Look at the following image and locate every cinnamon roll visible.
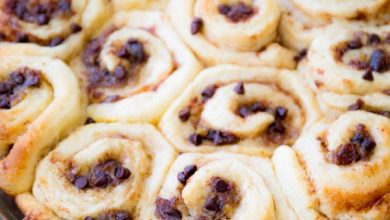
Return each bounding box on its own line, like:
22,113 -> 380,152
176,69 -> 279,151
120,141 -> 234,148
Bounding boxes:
0,56 -> 84,195
71,11 -> 203,123
155,152 -> 297,220
273,111 -> 390,219
15,123 -> 177,220
299,24 -> 390,117
111,0 -> 169,11
167,0 -> 297,68
278,0 -> 390,51
159,65 -> 321,156
0,0 -> 108,60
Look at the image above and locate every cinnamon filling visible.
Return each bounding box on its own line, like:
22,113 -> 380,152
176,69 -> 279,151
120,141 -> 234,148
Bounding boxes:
348,99 -> 390,118
328,124 -> 376,165
84,210 -> 132,220
0,68 -> 41,109
218,2 -> 256,23
0,0 -> 79,46
82,29 -> 148,103
67,159 -> 131,190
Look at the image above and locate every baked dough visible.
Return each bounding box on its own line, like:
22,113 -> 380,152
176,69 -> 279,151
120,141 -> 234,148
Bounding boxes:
167,0 -> 296,68
0,56 -> 84,195
155,152 -> 297,219
16,123 -> 177,220
273,111 -> 390,219
160,65 -> 321,156
71,11 -> 203,123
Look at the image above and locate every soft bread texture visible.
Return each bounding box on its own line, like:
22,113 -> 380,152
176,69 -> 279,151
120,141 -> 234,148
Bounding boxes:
273,111 -> 390,219
71,11 -> 203,123
16,123 -> 177,220
0,56 -> 84,195
160,65 -> 321,156
0,0 -> 107,60
167,0 -> 296,68
156,152 -> 297,220
299,23 -> 390,117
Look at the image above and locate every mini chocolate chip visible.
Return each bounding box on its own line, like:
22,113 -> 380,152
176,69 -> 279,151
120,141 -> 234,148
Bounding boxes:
36,13 -> 49,25
213,178 -> 229,193
267,121 -> 285,135
70,23 -> 83,33
191,18 -> 203,35
348,38 -> 363,49
178,107 -> 191,122
58,0 -> 71,12
0,95 -> 11,109
370,49 -> 389,72
15,33 -> 28,43
115,167 -> 131,180
155,198 -> 182,220
10,72 -> 25,85
94,174 -> 109,188
75,176 -> 89,189
348,99 -> 364,111
332,143 -> 361,165
367,34 -> 381,45
361,137 -> 376,153
177,164 -> 197,184
201,85 -> 217,101
126,40 -> 146,63
114,65 -> 127,80
115,211 -> 131,220
294,49 -> 307,62
204,196 -> 221,212
117,48 -> 129,58
234,82 -> 245,95
349,59 -> 369,70
224,2 -> 255,22
362,70 -> 374,81
84,217 -> 94,220
238,105 -> 251,118
251,102 -> 267,112
24,73 -> 40,87
189,133 -> 203,146
218,4 -> 231,15
206,130 -> 239,146
85,117 -> 96,124
275,107 -> 288,120
49,37 -> 64,47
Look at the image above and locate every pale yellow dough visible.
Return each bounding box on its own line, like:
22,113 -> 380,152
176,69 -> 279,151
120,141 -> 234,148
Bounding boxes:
0,56 -> 84,195
16,123 -> 177,220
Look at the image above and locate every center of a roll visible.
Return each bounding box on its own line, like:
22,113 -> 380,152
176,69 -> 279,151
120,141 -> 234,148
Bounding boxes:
67,159 -> 131,190
328,124 -> 376,165
218,1 -> 256,23
0,68 -> 41,109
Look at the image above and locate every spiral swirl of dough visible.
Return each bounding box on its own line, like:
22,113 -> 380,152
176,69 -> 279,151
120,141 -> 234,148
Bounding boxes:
155,152 -> 297,220
16,123 -> 177,220
299,24 -> 390,116
160,65 -> 321,156
167,0 -> 296,68
0,0 -> 107,60
0,56 -> 84,195
71,11 -> 203,123
273,111 -> 390,219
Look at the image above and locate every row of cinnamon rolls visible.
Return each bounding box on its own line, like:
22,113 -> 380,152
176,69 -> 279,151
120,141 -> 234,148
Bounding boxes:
0,0 -> 387,219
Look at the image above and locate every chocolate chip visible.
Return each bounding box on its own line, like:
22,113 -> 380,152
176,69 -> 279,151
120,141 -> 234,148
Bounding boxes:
178,106 -> 191,122
201,85 -> 217,101
115,211 -> 131,220
251,102 -> 267,112
234,82 -> 245,95
349,59 -> 369,70
85,117 -> 96,124
206,130 -> 239,146
213,178 -> 229,193
0,95 -> 11,109
362,70 -> 374,81
218,4 -> 231,15
115,167 -> 131,180
238,105 -> 251,118
24,73 -> 41,87
267,121 -> 285,135
114,65 -> 127,80
191,18 -> 203,35
348,99 -> 364,111
275,107 -> 288,120
370,49 -> 389,72
10,72 -> 25,85
294,49 -> 308,62
36,13 -> 49,25
84,217 -> 94,220
189,133 -> 203,146
125,40 -> 147,64
360,138 -> 376,154
177,164 -> 197,184
222,2 -> 255,22
93,174 -> 109,188
70,23 -> 83,33
332,143 -> 361,165
155,198 -> 182,220
204,196 -> 221,212
117,48 -> 129,58
75,176 -> 89,189
15,32 -> 28,43
348,38 -> 363,49
49,37 -> 64,47
367,34 -> 381,45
